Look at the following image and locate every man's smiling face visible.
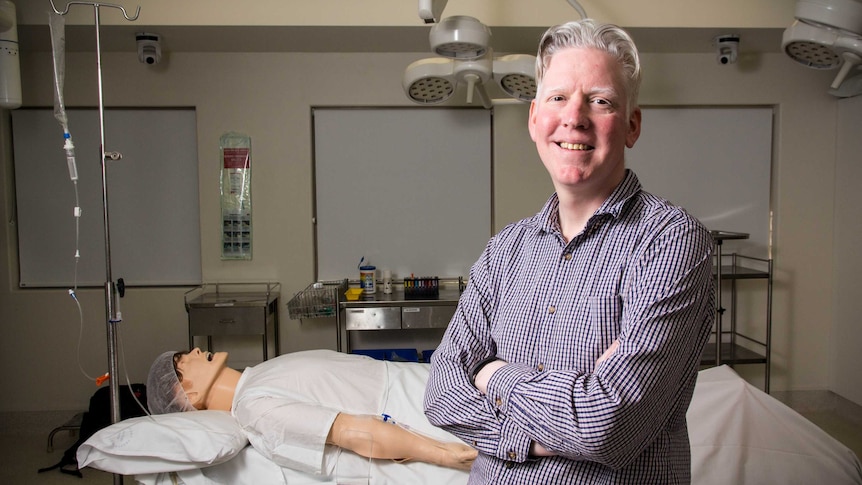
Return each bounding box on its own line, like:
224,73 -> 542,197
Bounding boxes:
528,46 -> 641,197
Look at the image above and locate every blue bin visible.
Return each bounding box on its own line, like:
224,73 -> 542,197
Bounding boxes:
352,348 -> 419,362
351,349 -> 387,361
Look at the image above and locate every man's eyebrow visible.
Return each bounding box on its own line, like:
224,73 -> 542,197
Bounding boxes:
540,84 -> 620,97
587,86 -> 620,98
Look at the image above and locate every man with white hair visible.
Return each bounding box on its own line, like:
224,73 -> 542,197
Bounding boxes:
425,19 -> 714,484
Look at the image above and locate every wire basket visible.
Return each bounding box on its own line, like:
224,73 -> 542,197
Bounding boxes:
287,280 -> 346,319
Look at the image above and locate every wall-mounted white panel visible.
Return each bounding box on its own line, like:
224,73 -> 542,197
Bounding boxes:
12,108 -> 201,287
313,108 -> 491,282
629,107 -> 773,256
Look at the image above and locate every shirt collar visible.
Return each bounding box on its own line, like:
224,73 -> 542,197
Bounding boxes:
536,169 -> 642,234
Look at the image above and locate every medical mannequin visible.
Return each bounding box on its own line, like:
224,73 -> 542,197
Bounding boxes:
158,348 -> 476,471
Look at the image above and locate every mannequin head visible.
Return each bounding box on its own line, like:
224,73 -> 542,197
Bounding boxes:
174,348 -> 229,409
146,348 -> 237,414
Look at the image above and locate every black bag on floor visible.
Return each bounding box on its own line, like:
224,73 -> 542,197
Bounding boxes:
38,384 -> 148,478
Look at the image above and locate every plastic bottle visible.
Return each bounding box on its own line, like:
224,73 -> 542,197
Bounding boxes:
382,269 -> 393,294
360,264 -> 376,295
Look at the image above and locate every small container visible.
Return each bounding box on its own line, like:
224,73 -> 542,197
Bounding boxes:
359,265 -> 376,294
382,269 -> 393,294
344,288 -> 364,301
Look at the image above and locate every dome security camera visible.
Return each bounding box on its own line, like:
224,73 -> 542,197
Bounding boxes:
715,34 -> 740,65
136,32 -> 161,65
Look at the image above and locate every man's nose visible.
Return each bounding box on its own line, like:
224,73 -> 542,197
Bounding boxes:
563,100 -> 589,129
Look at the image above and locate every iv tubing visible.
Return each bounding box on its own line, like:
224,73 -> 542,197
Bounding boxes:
50,11 -> 82,289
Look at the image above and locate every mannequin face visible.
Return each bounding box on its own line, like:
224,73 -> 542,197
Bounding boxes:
175,348 -> 229,409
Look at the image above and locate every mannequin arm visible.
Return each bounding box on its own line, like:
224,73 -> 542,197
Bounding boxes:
326,413 -> 476,470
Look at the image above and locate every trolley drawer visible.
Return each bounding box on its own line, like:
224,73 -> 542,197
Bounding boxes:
345,307 -> 401,330
189,306 -> 266,336
401,305 -> 456,329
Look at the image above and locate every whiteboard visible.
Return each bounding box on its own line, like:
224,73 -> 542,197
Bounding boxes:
313,108 -> 492,281
629,107 -> 773,257
12,108 -> 201,287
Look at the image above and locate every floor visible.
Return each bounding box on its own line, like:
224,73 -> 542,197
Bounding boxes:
0,411 -> 114,484
1,397 -> 861,485
772,388 -> 862,463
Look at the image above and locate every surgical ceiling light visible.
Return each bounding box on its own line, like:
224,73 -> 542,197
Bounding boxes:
403,15 -> 534,108
782,0 -> 862,97
429,15 -> 491,59
494,54 -> 539,101
406,0 -> 587,108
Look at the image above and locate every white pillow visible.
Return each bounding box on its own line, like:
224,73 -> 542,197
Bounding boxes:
77,410 -> 248,475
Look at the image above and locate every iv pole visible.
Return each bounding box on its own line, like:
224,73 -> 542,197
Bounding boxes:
48,2 -> 139,484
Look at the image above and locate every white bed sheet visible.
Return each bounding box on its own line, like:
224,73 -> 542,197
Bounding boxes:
689,365 -> 862,484
116,365 -> 862,485
136,447 -> 469,485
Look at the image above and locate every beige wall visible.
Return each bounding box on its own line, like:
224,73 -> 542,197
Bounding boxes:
1,29 -> 854,411
19,0 -> 795,28
833,95 -> 862,405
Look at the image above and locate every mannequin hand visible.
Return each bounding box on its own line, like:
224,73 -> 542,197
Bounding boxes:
474,359 -> 507,394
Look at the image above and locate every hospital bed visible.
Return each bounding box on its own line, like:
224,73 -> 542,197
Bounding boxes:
78,364 -> 862,485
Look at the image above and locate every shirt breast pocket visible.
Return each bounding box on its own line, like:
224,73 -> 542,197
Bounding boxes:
588,295 -> 622,355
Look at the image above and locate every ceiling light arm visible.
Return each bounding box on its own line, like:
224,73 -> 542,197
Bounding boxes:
830,69 -> 862,96
832,51 -> 862,88
418,0 -> 448,24
462,74 -> 493,108
463,73 -> 479,104
566,0 -> 588,19
419,0 -> 587,23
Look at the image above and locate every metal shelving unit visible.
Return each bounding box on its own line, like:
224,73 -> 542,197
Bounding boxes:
706,231 -> 773,392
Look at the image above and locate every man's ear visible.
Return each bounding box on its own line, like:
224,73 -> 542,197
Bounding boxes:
625,107 -> 642,149
528,99 -> 539,142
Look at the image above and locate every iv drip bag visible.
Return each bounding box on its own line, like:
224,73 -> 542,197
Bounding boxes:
49,10 -> 68,131
0,0 -> 21,110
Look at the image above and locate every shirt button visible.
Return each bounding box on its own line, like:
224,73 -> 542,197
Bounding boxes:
564,253 -> 572,261
495,397 -> 503,407
548,306 -> 556,314
505,461 -> 514,469
508,451 -> 517,460
537,363 -> 545,372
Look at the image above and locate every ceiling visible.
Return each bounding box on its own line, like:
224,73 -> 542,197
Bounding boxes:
18,24 -> 785,55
